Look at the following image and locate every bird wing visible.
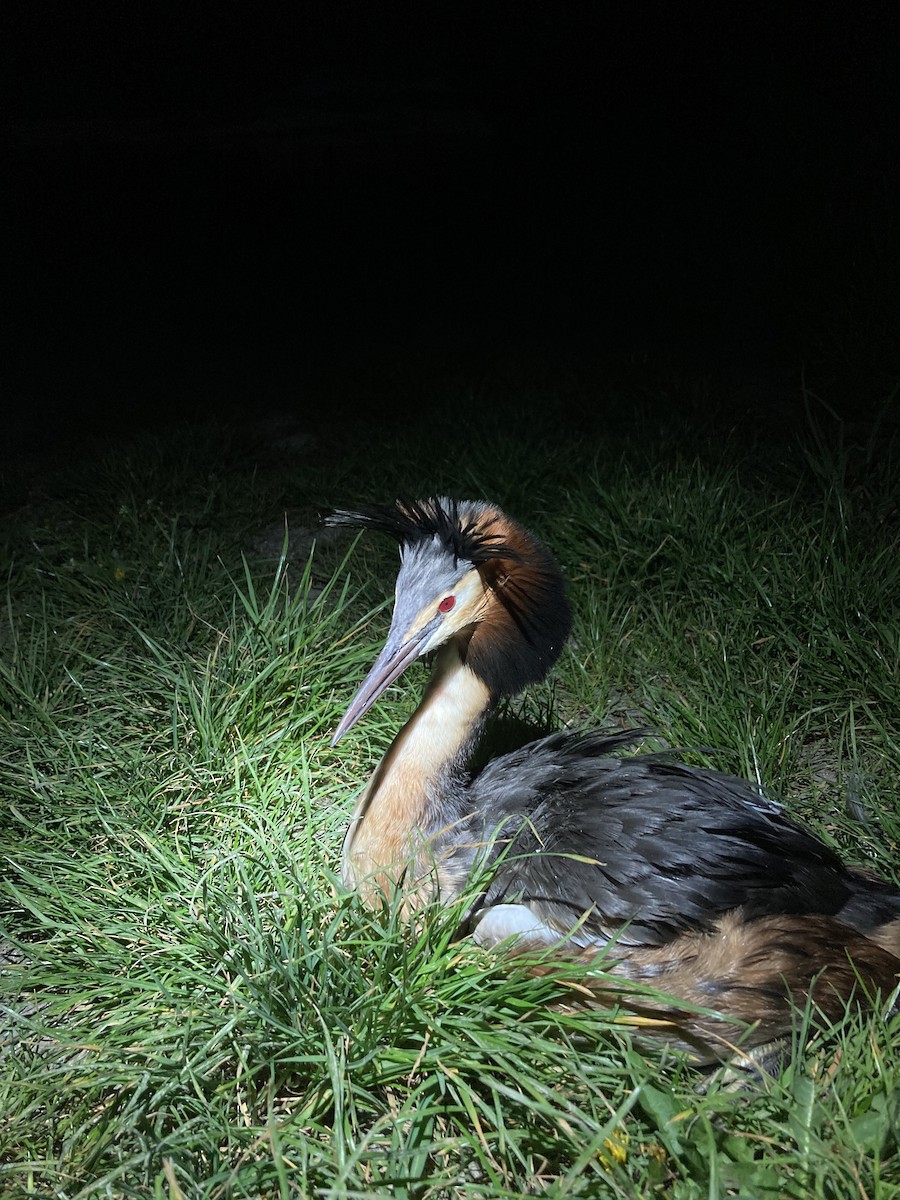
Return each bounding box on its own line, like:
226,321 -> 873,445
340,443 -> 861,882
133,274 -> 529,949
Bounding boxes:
466,730 -> 857,947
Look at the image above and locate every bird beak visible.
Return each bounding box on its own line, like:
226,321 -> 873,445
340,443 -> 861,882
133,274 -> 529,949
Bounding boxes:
331,620 -> 434,746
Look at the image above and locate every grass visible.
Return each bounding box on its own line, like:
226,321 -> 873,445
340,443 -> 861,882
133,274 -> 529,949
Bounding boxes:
1,380 -> 899,1197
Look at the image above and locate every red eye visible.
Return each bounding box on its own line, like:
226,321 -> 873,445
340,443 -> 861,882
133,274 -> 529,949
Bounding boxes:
438,595 -> 456,613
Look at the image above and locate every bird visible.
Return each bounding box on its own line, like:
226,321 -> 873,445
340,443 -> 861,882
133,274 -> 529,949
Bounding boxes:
326,496 -> 900,1067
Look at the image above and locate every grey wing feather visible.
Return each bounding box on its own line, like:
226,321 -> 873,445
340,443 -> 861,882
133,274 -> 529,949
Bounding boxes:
465,730 -> 864,946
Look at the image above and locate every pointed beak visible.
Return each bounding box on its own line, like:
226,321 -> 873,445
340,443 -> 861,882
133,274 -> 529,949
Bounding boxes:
331,619 -> 436,746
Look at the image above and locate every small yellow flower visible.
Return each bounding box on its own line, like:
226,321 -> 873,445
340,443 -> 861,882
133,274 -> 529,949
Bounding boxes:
599,1127 -> 629,1168
113,566 -> 127,582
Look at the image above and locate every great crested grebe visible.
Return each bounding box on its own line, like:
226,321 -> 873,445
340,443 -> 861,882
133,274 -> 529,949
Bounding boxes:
327,497 -> 900,1064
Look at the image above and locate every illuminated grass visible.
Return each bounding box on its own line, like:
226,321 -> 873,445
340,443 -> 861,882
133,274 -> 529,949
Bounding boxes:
1,391 -> 898,1197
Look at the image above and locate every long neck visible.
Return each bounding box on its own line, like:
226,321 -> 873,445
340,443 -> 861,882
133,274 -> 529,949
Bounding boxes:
341,640 -> 493,903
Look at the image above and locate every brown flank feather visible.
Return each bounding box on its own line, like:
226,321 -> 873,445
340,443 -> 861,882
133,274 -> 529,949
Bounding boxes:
513,911 -> 899,1061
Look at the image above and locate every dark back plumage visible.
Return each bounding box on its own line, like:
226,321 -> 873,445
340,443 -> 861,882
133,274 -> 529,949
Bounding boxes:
464,729 -> 899,947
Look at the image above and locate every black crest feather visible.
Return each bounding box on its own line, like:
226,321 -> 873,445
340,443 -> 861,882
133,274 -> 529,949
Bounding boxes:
326,497 -> 519,567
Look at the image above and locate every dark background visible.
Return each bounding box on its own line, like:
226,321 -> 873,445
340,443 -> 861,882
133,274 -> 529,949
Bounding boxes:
4,2 -> 900,450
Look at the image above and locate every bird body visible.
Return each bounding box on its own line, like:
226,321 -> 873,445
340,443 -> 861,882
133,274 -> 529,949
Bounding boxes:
328,497 -> 900,1063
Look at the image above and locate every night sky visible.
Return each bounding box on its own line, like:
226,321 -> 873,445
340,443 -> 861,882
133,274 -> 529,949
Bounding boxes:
5,3 -> 900,445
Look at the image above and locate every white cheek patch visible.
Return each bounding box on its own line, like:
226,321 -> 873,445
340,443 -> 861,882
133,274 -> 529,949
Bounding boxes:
418,569 -> 486,653
448,570 -> 490,629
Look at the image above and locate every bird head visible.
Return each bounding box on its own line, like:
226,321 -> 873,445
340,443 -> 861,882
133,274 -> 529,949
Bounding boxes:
327,498 -> 571,744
